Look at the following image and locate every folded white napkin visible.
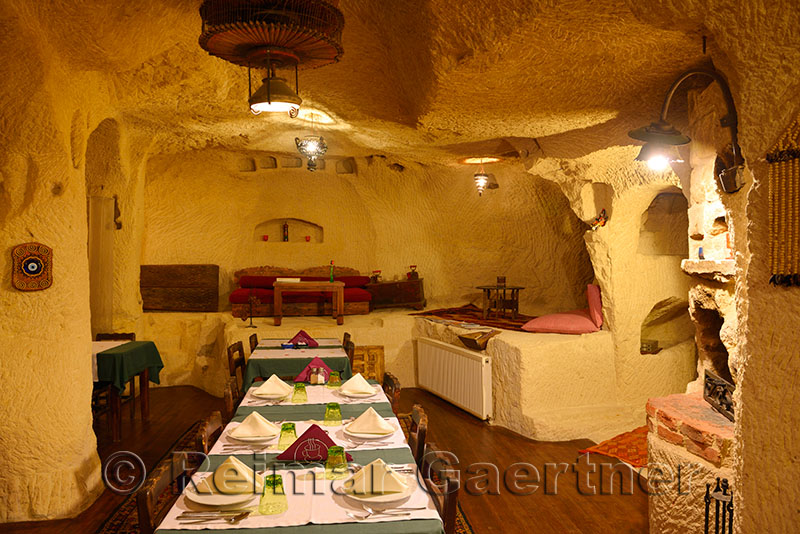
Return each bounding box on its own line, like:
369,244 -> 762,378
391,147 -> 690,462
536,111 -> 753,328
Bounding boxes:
196,456 -> 264,495
254,374 -> 293,397
346,458 -> 408,494
230,412 -> 280,439
346,407 -> 394,434
339,373 -> 375,395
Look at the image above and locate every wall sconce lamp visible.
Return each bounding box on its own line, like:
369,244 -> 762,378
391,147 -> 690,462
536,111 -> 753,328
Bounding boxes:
628,68 -> 745,193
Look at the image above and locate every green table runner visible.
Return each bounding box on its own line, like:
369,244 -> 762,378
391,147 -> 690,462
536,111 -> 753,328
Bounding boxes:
96,341 -> 163,393
242,357 -> 352,392
202,447 -> 415,471
233,402 -> 395,422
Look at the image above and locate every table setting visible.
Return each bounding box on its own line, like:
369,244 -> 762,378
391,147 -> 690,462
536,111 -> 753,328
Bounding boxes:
155,342 -> 444,534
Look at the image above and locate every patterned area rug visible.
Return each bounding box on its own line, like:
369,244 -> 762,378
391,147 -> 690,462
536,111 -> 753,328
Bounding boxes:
579,426 -> 649,468
96,421 -> 202,534
411,303 -> 534,332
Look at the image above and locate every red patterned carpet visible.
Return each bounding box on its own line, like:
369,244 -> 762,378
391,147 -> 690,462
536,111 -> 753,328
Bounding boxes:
579,426 -> 649,468
411,303 -> 534,332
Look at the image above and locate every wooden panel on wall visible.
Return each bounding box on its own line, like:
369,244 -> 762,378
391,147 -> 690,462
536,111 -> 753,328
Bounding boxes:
141,264 -> 218,312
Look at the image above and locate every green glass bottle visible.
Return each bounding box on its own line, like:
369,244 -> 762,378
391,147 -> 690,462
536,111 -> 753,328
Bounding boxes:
329,260 -> 334,282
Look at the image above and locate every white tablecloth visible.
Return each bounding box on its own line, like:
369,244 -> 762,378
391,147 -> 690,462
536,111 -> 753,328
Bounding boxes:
91,341 -> 127,381
249,347 -> 348,360
256,338 -> 342,349
157,466 -> 440,531
240,385 -> 388,407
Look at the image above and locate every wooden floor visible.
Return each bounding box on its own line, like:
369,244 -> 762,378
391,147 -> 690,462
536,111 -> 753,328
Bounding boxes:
6,386 -> 648,533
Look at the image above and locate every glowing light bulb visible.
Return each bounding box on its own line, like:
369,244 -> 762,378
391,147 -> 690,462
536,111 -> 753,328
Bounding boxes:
474,173 -> 489,196
647,155 -> 670,172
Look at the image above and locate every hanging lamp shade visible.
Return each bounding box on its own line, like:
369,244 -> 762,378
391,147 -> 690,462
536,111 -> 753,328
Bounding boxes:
249,76 -> 302,113
628,120 -> 691,146
199,0 -> 344,71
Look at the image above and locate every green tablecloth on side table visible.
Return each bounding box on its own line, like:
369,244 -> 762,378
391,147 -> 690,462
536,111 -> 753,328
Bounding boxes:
242,356 -> 352,392
96,341 -> 164,392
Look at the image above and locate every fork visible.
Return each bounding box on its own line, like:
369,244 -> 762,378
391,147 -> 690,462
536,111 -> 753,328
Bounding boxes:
177,511 -> 251,524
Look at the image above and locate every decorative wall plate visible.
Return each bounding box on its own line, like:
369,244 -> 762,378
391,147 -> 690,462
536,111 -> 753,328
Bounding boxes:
11,242 -> 52,291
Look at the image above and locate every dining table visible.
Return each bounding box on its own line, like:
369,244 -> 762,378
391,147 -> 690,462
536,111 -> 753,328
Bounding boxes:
241,338 -> 353,392
155,379 -> 444,534
92,340 -> 164,442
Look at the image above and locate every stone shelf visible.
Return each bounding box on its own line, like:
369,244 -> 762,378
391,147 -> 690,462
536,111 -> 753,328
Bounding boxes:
681,259 -> 736,283
647,392 -> 734,467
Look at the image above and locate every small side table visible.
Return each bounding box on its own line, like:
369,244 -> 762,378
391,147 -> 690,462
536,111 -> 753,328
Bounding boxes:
477,285 -> 525,319
274,281 -> 345,326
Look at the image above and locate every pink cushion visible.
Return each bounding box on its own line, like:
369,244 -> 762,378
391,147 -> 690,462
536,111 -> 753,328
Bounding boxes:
587,284 -> 603,327
229,288 -> 273,304
521,309 -> 600,334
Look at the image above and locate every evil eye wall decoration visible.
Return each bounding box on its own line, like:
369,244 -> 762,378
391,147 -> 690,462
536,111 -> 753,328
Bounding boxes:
11,242 -> 53,291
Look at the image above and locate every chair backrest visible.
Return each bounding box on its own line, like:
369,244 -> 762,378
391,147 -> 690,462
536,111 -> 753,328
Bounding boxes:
96,332 -> 136,341
196,411 -> 224,454
227,341 -> 246,400
408,404 -> 428,467
249,333 -> 258,353
136,458 -> 187,534
382,372 -> 402,413
342,332 -> 351,347
351,345 -> 385,380
344,340 -> 355,364
223,377 -> 237,421
421,443 -> 460,534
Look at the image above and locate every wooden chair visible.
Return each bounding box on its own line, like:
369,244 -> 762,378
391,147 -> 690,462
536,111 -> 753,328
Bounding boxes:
398,403 -> 428,467
249,333 -> 258,353
421,443 -> 460,534
222,377 -> 237,422
342,332 -> 351,347
351,345 -> 385,380
344,340 -> 355,365
195,410 -> 224,454
227,341 -> 246,402
93,332 -> 137,424
382,372 -> 402,414
137,457 -> 192,534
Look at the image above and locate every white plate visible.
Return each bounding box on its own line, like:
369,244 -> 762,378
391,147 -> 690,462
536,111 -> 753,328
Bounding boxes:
343,422 -> 395,440
337,387 -> 379,398
333,475 -> 414,505
252,391 -> 291,400
184,477 -> 259,507
227,433 -> 278,443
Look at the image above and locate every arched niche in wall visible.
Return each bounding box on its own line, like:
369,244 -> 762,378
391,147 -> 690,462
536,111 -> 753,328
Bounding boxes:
638,189 -> 689,256
254,218 -> 324,243
640,297 -> 694,354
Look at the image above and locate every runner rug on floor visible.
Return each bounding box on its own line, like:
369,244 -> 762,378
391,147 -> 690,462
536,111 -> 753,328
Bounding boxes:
579,425 -> 648,468
411,303 -> 534,332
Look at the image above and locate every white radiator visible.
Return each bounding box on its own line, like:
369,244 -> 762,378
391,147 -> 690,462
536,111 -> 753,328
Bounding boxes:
416,337 -> 492,420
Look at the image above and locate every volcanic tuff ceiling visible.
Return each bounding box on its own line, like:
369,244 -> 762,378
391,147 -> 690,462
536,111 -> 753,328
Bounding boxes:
33,0 -> 707,164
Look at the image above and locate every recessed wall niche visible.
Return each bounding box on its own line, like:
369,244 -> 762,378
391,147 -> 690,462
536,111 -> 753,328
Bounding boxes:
640,297 -> 694,354
254,218 -> 324,243
638,191 -> 689,256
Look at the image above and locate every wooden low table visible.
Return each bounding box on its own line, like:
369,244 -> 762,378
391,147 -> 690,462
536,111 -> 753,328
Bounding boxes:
273,280 -> 345,326
477,284 -> 525,319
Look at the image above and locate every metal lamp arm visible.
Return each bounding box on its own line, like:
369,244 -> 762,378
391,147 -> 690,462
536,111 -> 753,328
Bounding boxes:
659,68 -> 742,164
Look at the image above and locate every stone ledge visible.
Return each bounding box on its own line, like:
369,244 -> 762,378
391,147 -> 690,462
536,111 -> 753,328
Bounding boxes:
646,392 -> 734,467
681,259 -> 736,283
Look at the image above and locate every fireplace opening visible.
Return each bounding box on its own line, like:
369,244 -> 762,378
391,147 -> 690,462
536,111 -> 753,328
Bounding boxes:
640,297 -> 694,354
692,305 -> 732,384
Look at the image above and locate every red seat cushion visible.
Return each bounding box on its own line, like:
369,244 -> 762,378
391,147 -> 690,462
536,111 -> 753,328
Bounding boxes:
521,309 -> 600,334
343,288 -> 372,302
336,276 -> 371,288
229,288 -> 274,304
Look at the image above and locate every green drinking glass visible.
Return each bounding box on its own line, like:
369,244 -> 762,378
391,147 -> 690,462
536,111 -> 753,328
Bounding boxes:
258,475 -> 288,515
325,446 -> 348,480
291,382 -> 307,403
326,371 -> 341,388
277,422 -> 297,451
323,402 -> 342,426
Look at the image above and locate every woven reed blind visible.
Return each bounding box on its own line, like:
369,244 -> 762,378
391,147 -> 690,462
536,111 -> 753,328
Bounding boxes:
767,117 -> 800,286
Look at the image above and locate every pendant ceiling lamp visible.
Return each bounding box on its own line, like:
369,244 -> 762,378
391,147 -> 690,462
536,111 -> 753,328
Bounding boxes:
628,67 -> 745,192
199,0 -> 345,116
